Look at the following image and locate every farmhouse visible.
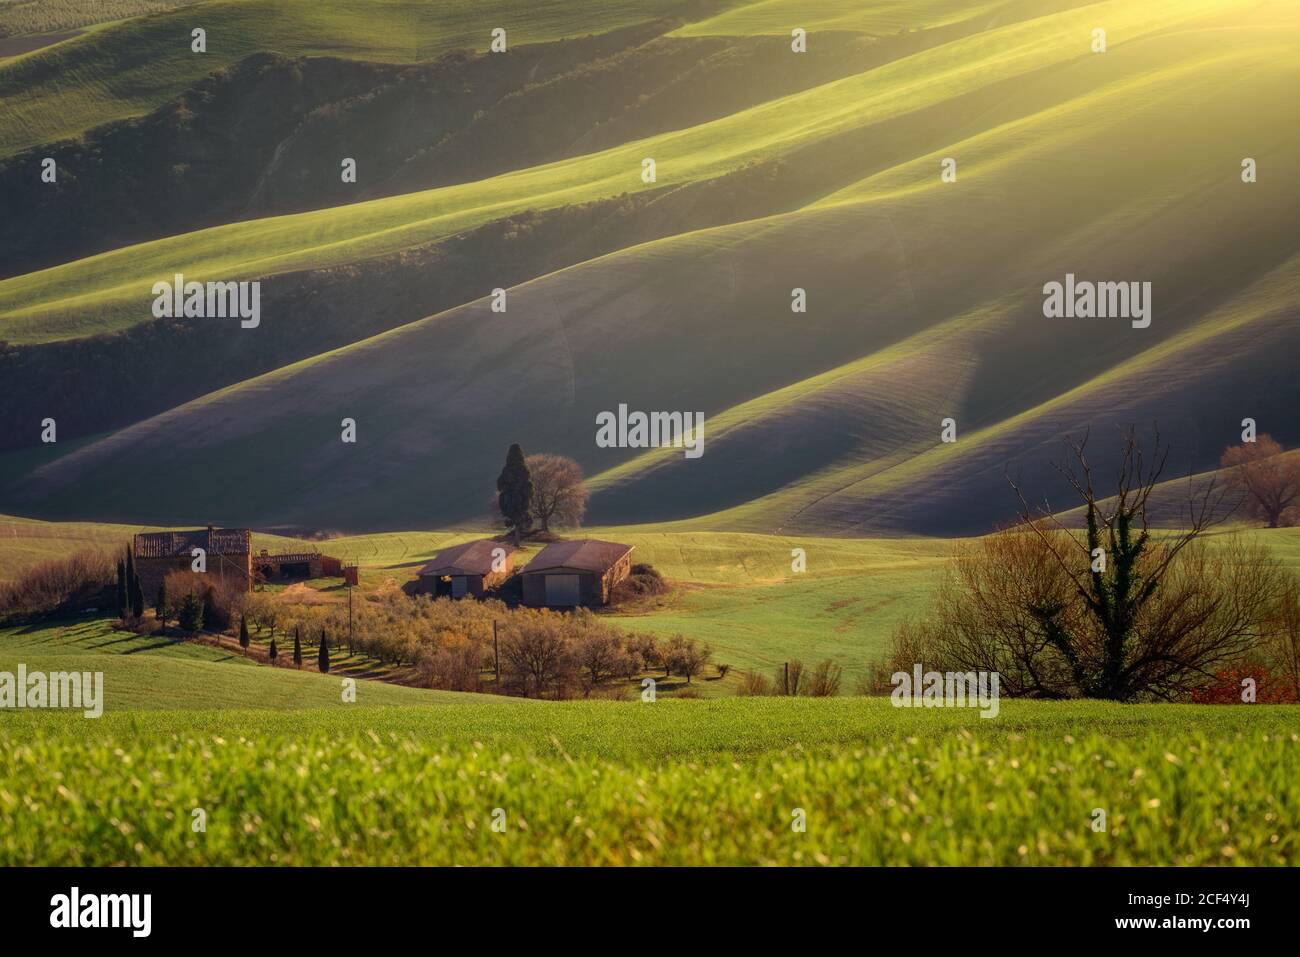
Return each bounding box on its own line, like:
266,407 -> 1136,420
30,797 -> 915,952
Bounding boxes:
520,539 -> 633,608
133,526 -> 253,596
416,539 -> 516,598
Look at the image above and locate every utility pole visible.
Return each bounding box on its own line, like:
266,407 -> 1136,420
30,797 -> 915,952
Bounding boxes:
348,581 -> 354,655
784,661 -> 790,696
493,619 -> 500,686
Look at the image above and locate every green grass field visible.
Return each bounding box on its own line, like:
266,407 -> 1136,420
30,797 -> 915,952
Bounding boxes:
0,2 -> 206,40
8,518 -> 1300,687
5,525 -> 1300,864
0,518 -> 956,682
0,617 -> 523,710
4,697 -> 1297,865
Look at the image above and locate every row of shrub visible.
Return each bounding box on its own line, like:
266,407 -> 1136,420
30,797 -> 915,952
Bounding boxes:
239,587 -> 715,698
735,658 -> 844,697
0,550 -> 115,622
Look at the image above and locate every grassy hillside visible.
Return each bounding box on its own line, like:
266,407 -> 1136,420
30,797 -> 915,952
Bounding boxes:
0,518 -> 954,681
5,537 -> 1298,865
0,0 -> 692,157
8,518 -> 1300,686
1,0 -> 1294,540
4,0 -> 1298,872
0,0 -> 1241,342
0,617 -> 517,709
0,2 -> 205,40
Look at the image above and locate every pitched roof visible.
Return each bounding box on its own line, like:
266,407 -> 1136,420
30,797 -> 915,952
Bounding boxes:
134,527 -> 250,558
418,539 -> 515,577
522,539 -> 633,575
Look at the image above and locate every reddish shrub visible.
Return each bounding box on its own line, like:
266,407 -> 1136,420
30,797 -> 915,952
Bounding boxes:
1190,659 -> 1299,704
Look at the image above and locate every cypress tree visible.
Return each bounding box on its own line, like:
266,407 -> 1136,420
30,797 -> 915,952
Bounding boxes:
239,616 -> 250,655
268,637 -> 278,665
129,568 -> 145,620
293,628 -> 303,669
156,580 -> 169,632
318,630 -> 330,674
496,443 -> 534,545
116,557 -> 128,619
125,550 -> 139,616
178,591 -> 204,633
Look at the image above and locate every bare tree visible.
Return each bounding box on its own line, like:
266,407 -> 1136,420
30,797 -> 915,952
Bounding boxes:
736,670 -> 774,696
525,454 -> 589,531
1003,427 -> 1236,698
880,427 -> 1285,701
416,638 -> 484,692
499,617 -> 573,698
1220,435 -> 1300,528
573,627 -> 622,692
806,659 -> 843,697
774,659 -> 806,696
624,633 -> 661,674
665,635 -> 711,683
1265,574 -> 1300,700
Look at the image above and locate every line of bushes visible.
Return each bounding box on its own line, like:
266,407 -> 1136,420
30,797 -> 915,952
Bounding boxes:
237,587 -> 716,698
0,550 -> 115,622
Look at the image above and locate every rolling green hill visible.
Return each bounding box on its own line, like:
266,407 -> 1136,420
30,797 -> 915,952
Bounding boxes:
0,0 -> 693,158
1,0 -> 1174,342
0,616 -> 526,709
1,0 -> 1295,539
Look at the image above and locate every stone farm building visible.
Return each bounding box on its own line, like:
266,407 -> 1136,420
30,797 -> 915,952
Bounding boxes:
520,539 -> 633,608
416,539 -> 516,598
133,526 -> 254,596
133,526 -> 339,594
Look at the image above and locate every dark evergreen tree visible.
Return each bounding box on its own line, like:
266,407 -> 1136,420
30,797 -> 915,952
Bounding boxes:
268,637 -> 278,664
125,549 -> 140,617
318,631 -> 330,674
177,591 -> 204,632
116,557 -> 128,619
496,443 -> 534,545
239,616 -> 250,655
129,568 -> 145,620
293,628 -> 303,669
155,580 -> 169,632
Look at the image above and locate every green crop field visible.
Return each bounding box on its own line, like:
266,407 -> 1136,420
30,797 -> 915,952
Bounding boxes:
5,527 -> 1300,865
0,2 -> 207,41
4,696 -> 1297,865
